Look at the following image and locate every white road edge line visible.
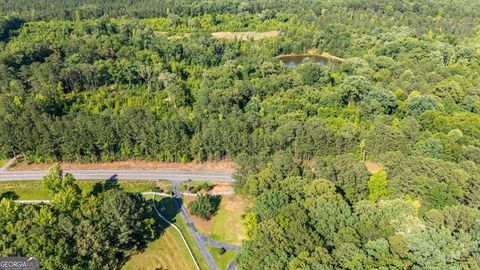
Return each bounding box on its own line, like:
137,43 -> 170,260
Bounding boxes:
151,193 -> 200,270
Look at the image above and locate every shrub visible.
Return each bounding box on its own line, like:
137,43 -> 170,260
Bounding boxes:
189,194 -> 221,220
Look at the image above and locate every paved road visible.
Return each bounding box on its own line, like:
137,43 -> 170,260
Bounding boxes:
227,261 -> 237,270
199,235 -> 241,251
0,169 -> 233,182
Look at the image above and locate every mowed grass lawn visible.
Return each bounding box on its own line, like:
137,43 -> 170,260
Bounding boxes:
0,181 -> 49,200
185,195 -> 248,245
210,195 -> 248,245
122,226 -> 195,270
207,246 -> 238,270
0,180 -> 166,200
124,196 -> 209,270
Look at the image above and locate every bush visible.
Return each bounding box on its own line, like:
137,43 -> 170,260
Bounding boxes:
189,194 -> 221,220
199,182 -> 214,191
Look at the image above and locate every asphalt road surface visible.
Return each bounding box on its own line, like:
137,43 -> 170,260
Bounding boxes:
0,169 -> 234,182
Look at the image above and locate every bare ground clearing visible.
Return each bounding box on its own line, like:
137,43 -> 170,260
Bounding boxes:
306,49 -> 347,62
210,183 -> 233,193
10,160 -> 234,172
364,160 -> 384,173
155,31 -> 279,40
211,31 -> 279,40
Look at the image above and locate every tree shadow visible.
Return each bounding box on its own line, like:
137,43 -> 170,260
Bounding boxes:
211,195 -> 222,216
151,196 -> 181,233
0,191 -> 19,200
91,174 -> 121,195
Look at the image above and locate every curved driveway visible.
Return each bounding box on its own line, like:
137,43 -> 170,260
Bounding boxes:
172,183 -> 219,270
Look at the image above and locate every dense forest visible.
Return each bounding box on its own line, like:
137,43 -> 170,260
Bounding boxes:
1,0 -> 480,269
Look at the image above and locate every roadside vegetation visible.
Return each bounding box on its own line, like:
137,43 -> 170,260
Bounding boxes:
8,159 -> 233,171
0,180 -> 169,200
0,158 -> 9,168
180,181 -> 214,194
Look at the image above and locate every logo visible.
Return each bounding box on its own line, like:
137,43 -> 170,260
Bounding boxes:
0,257 -> 39,270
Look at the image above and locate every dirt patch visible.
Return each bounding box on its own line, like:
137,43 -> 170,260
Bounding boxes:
222,195 -> 246,212
156,181 -> 170,191
0,184 -> 17,189
210,183 -> 233,194
212,31 -> 279,40
306,49 -> 346,62
189,213 -> 213,235
155,31 -> 279,41
168,33 -> 192,40
10,160 -> 234,172
183,195 -> 196,204
364,160 -> 384,173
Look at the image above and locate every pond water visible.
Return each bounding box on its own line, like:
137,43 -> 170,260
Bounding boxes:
277,54 -> 329,67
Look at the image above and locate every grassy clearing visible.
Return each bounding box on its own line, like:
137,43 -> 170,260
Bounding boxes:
207,246 -> 238,270
155,196 -> 209,270
0,180 -> 170,200
174,209 -> 210,270
210,196 -> 247,245
120,180 -> 172,193
184,195 -> 247,245
123,196 -> 210,270
0,181 -> 49,200
122,226 -> 195,270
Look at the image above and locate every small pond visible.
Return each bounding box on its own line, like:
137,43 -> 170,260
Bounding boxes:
277,54 -> 329,68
